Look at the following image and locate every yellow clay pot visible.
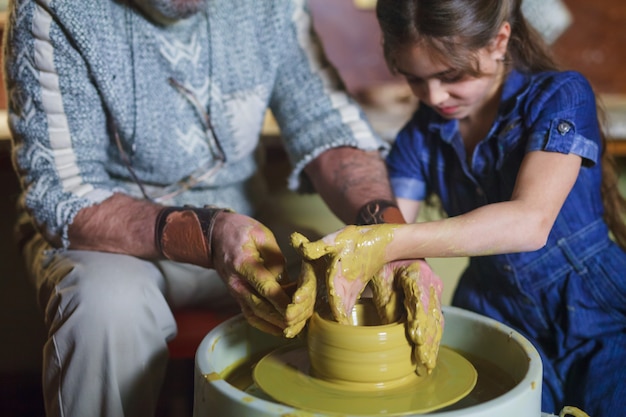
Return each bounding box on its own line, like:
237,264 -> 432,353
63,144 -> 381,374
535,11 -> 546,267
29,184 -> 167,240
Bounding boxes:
307,300 -> 417,388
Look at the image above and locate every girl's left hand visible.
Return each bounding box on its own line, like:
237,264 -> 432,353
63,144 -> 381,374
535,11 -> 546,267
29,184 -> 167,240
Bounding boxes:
289,225 -> 399,323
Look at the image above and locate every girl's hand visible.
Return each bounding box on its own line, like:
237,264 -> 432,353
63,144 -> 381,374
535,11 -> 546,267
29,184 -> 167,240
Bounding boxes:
288,228 -> 444,375
369,259 -> 444,375
289,225 -> 399,323
394,260 -> 444,375
283,254 -> 319,338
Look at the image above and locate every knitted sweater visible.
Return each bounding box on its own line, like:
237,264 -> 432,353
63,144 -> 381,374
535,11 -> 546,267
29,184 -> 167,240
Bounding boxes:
4,0 -> 385,247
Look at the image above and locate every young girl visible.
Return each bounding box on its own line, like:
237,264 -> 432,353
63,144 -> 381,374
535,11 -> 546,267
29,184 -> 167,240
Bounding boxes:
292,0 -> 626,415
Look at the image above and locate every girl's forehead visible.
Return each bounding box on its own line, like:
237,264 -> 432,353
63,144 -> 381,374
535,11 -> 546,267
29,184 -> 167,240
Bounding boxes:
393,39 -> 492,78
394,43 -> 453,76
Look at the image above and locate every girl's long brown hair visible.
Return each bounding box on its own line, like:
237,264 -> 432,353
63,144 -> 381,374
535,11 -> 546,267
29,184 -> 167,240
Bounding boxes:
377,0 -> 626,250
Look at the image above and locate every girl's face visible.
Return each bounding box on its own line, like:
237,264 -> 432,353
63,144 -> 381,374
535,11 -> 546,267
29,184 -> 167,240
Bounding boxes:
393,26 -> 510,122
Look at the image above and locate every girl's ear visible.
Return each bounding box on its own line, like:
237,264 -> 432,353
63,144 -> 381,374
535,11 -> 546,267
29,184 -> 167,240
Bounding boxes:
490,21 -> 511,60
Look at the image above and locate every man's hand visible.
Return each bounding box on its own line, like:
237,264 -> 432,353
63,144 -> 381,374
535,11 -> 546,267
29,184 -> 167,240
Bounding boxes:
210,212 -> 293,336
155,206 -> 294,336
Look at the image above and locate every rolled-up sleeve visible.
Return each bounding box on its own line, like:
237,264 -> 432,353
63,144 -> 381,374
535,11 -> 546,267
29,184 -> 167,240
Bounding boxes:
386,125 -> 429,202
526,72 -> 600,166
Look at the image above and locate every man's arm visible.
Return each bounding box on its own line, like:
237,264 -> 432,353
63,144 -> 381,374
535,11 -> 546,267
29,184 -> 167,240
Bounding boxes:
304,147 -> 405,225
67,192 -> 292,334
67,193 -> 161,258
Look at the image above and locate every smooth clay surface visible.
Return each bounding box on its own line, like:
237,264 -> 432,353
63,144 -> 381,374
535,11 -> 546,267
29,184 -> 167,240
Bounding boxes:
307,303 -> 417,386
253,343 -> 476,415
252,301 -> 477,415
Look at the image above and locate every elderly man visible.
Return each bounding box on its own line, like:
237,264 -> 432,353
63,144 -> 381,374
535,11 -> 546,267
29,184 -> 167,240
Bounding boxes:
3,0 -> 442,416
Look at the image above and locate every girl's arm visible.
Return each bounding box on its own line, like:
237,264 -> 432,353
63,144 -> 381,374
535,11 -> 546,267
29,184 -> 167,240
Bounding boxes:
292,149 -> 582,316
388,150 -> 582,260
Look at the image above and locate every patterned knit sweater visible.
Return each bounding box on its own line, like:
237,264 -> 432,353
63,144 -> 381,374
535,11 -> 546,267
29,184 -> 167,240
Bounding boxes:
4,0 -> 385,247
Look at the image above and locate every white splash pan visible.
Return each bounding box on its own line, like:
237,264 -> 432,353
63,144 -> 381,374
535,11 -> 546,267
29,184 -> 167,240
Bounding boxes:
193,306 -> 544,417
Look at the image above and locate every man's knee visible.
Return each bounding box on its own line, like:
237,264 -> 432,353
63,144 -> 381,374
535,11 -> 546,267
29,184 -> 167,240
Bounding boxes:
44,251 -> 175,340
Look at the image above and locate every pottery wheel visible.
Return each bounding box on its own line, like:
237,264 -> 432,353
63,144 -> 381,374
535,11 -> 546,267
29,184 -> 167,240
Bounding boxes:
253,343 -> 477,416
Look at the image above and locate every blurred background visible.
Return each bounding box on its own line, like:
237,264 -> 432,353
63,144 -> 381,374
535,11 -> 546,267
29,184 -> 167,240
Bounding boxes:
0,0 -> 624,416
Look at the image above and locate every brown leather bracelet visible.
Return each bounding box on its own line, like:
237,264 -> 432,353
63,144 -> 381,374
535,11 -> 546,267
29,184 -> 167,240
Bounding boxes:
355,199 -> 405,225
155,206 -> 231,268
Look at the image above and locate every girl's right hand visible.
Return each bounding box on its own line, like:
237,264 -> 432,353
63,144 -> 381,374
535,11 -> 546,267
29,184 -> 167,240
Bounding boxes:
366,258 -> 444,375
393,260 -> 444,375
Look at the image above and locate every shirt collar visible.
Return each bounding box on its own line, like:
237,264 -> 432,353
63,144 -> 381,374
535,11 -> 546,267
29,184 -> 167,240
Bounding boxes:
499,69 -> 531,119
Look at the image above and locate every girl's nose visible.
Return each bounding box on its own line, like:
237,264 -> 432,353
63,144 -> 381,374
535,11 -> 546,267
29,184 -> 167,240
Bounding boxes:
424,80 -> 448,107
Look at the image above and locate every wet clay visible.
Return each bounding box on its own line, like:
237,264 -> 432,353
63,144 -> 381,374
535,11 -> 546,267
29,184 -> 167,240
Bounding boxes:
238,226 -> 284,279
398,262 -> 444,374
283,256 -> 318,338
306,306 -> 416,386
246,301 -> 475,415
253,344 -> 476,416
292,225 -> 398,324
225,346 -> 514,416
292,228 -> 444,375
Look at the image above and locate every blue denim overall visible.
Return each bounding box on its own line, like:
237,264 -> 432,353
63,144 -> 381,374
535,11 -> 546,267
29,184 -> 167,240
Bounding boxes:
388,69 -> 626,416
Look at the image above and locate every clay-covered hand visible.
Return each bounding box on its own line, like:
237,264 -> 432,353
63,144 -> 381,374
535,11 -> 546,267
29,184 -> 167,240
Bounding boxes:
289,228 -> 444,374
282,232 -> 329,338
155,207 -> 291,335
210,212 -> 293,336
391,260 -> 444,375
290,224 -> 399,324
